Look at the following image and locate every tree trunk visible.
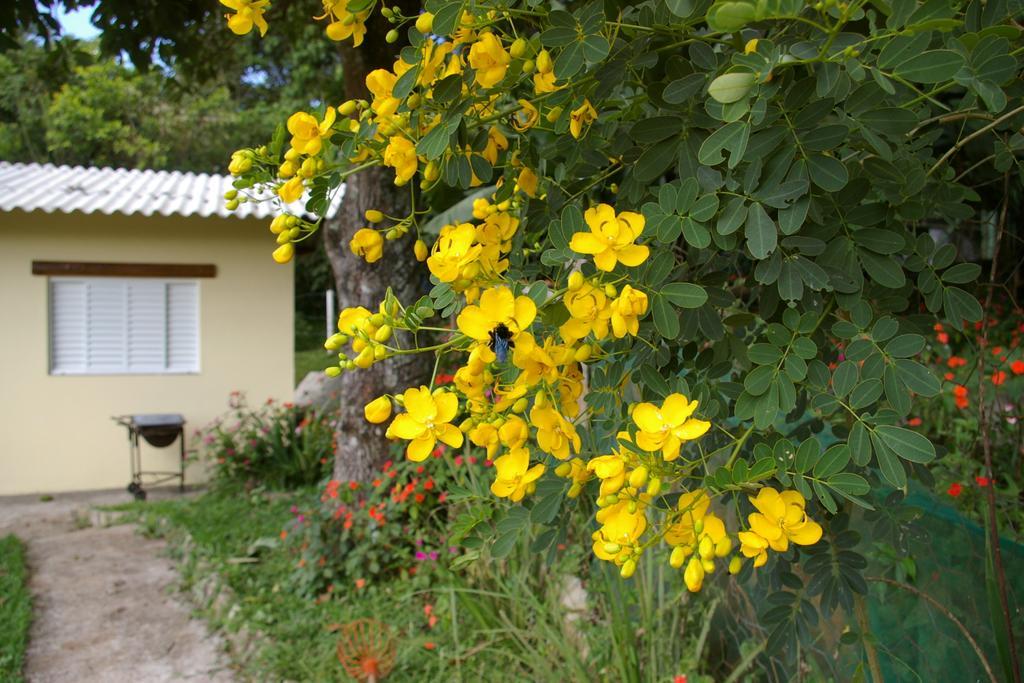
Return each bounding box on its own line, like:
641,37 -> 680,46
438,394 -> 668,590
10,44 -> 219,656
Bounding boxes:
324,9 -> 432,482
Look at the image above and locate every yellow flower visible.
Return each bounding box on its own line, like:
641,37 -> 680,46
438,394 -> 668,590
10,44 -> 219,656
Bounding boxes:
592,497 -> 647,563
228,150 -> 252,175
349,228 -> 384,263
364,396 -> 392,424
278,176 -> 304,203
490,447 -> 545,502
586,454 -> 627,497
287,107 -> 336,156
384,136 -> 418,185
318,0 -> 368,45
569,100 -> 598,139
220,0 -> 270,36
456,285 -> 537,345
498,415 -> 529,448
560,280 -> 612,343
664,489 -> 728,549
746,487 -> 823,553
387,386 -> 464,461
738,531 -> 770,568
517,167 -> 538,197
468,31 -> 510,88
555,458 -> 592,497
512,100 -> 540,132
610,285 -> 649,338
365,69 -> 399,118
632,393 -> 711,461
511,333 -> 573,387
480,127 -> 509,165
468,421 -> 501,458
533,50 -> 561,94
530,404 -> 580,460
427,223 -> 482,283
337,306 -> 372,336
569,204 -> 649,272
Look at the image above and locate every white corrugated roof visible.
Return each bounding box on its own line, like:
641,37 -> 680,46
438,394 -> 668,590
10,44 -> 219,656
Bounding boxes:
0,161 -> 343,221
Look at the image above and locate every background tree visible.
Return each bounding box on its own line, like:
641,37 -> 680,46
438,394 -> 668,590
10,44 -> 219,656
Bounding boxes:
0,0 -> 432,481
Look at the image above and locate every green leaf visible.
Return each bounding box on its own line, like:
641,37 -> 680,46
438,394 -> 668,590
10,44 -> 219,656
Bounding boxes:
943,286 -> 983,327
874,425 -> 935,463
849,422 -> 872,466
661,282 -> 708,308
870,432 -> 907,489
417,114 -> 460,160
708,72 -> 757,103
885,334 -> 924,358
491,530 -> 519,559
832,360 -> 859,398
809,154 -> 849,191
531,487 -> 564,524
893,359 -> 941,397
631,117 -> 682,143
581,34 -> 611,64
794,438 -> 821,474
636,141 -> 680,182
815,444 -> 851,478
894,50 -> 967,83
717,197 -> 747,235
745,202 -> 777,260
744,365 -> 775,396
853,228 -> 905,255
849,378 -> 883,409
941,262 -> 981,284
749,343 -> 783,365
698,121 -> 748,167
860,251 -> 906,288
652,294 -> 680,338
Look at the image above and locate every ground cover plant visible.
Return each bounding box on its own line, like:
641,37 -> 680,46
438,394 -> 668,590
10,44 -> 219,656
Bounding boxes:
0,534 -> 32,683
218,0 -> 1023,678
196,392 -> 335,490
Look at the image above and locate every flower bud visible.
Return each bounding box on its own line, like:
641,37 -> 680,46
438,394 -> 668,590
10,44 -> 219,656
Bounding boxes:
573,345 -> 592,362
414,239 -> 428,262
225,199 -> 239,211
603,542 -> 621,555
324,333 -> 345,350
699,535 -> 715,560
415,12 -> 434,33
364,396 -> 392,424
684,557 -> 704,592
628,465 -> 648,489
365,209 -> 384,223
536,49 -> 553,73
272,243 -> 294,264
424,161 -> 440,182
407,93 -> 422,110
647,477 -> 662,496
568,271 -> 584,291
374,325 -> 393,343
620,558 -> 636,579
339,100 -> 358,116
512,397 -> 529,413
373,345 -> 387,360
354,347 -> 375,369
715,536 -> 733,558
385,29 -> 399,43
729,556 -> 742,575
702,558 -> 716,574
669,545 -> 686,569
694,518 -> 704,535
554,462 -> 572,477
522,59 -> 535,74
370,313 -> 386,327
325,366 -> 342,377
270,214 -> 289,234
510,37 -> 527,59
545,106 -> 562,123
223,189 -> 238,200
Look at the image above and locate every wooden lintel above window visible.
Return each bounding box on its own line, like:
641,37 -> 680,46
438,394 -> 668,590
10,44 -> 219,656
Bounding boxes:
32,261 -> 217,278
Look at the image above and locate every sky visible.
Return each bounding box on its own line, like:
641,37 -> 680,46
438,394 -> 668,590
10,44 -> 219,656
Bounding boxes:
54,5 -> 100,40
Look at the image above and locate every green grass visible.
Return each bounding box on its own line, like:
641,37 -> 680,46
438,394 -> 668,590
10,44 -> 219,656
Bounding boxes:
294,349 -> 335,386
0,535 -> 32,682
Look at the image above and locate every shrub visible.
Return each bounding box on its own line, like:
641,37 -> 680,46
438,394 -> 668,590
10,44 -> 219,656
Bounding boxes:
197,392 -> 334,490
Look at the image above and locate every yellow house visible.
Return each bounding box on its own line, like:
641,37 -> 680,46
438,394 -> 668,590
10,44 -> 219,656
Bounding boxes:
0,161 -> 306,495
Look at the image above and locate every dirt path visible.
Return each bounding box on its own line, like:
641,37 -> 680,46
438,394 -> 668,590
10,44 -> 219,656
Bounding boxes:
0,490 -> 236,682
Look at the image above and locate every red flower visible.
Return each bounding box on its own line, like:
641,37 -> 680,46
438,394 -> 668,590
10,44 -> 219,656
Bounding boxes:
674,677 -> 688,683
944,372 -> 955,381
976,476 -> 990,487
947,482 -> 962,497
992,346 -> 1004,355
937,332 -> 949,345
947,356 -> 968,368
355,578 -> 366,589
1012,360 -> 1024,375
348,481 -> 360,490
992,370 -> 1007,386
907,417 -> 923,427
423,642 -> 436,650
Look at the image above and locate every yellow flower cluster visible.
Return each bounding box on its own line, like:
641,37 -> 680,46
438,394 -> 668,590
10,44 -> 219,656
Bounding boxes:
738,487 -> 823,567
323,301 -> 399,372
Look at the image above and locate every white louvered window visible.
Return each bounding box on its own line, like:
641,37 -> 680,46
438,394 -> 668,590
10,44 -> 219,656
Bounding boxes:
49,278 -> 200,375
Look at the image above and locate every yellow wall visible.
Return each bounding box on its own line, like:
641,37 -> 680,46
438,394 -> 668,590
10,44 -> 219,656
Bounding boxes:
0,210 -> 293,495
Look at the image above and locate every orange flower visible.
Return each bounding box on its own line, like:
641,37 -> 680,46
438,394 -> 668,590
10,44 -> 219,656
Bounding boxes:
992,370 -> 1007,386
944,372 -> 955,381
355,578 -> 366,589
423,642 -> 436,650
1011,360 -> 1024,375
953,384 -> 969,409
907,417 -> 923,427
947,356 -> 968,368
937,332 -> 949,344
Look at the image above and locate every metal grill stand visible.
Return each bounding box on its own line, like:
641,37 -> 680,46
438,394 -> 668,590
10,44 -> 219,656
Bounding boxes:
113,414 -> 186,501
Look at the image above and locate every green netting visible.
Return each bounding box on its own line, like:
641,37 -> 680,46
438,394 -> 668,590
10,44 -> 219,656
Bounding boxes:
859,484 -> 1024,682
